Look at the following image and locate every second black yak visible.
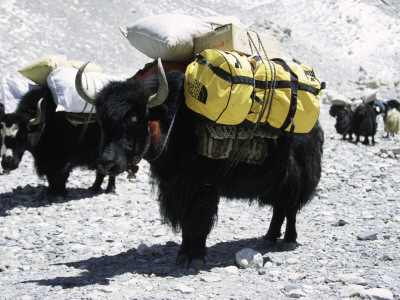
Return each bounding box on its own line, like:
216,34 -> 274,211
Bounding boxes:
0,86 -> 116,199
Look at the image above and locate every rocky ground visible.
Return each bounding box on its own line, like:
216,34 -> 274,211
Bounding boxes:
1,0 -> 400,299
0,104 -> 399,299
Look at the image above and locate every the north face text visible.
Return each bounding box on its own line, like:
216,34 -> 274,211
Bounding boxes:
187,79 -> 208,104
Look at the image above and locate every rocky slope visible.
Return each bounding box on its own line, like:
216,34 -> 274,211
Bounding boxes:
1,0 -> 399,299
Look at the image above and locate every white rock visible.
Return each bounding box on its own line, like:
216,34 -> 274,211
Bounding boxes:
235,248 -> 263,269
340,284 -> 366,298
364,287 -> 393,300
286,258 -> 298,265
175,284 -> 194,294
199,275 -> 222,282
338,274 -> 368,286
0,249 -> 12,271
224,266 -> 239,274
288,272 -> 304,281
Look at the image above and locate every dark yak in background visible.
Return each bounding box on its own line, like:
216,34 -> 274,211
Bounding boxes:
351,102 -> 378,145
0,100 -> 4,116
329,104 -> 353,140
76,60 -> 324,270
0,98 -> 4,151
0,86 -> 116,199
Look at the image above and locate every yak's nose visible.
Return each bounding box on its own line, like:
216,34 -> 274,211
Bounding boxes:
1,156 -> 19,172
97,158 -> 115,175
97,157 -> 122,176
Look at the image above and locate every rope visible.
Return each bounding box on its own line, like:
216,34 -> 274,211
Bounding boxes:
147,92 -> 182,162
246,31 -> 277,125
223,31 -> 278,175
76,105 -> 96,145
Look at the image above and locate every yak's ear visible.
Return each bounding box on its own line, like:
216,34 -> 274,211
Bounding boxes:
148,105 -> 168,121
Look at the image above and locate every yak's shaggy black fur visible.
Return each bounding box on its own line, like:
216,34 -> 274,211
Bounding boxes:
329,104 -> 353,140
0,86 -> 115,198
352,103 -> 377,145
92,68 -> 324,269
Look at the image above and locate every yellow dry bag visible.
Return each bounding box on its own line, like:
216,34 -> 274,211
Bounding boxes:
184,49 -> 325,133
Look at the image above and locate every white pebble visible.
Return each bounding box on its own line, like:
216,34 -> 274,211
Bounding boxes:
364,287 -> 393,300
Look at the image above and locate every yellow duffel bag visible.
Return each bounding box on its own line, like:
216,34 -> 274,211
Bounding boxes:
184,49 -> 325,133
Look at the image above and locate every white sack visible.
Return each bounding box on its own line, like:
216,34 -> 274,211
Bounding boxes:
47,68 -> 124,113
352,99 -> 364,111
0,75 -> 37,113
121,14 -> 243,63
361,90 -> 377,104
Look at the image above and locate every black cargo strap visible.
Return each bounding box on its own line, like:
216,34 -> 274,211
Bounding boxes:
196,55 -> 255,86
196,54 -> 256,123
255,81 -> 321,96
196,54 -> 325,134
271,58 -> 298,133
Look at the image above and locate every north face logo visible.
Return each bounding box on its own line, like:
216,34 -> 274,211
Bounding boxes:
187,79 -> 208,104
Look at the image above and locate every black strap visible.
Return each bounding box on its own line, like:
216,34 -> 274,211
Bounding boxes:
271,58 -> 298,133
196,54 -> 323,133
196,55 -> 254,86
255,80 -> 321,96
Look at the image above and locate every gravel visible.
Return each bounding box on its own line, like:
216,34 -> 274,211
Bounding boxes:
1,0 -> 400,299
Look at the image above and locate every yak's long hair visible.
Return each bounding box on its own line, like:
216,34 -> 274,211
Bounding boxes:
384,108 -> 400,136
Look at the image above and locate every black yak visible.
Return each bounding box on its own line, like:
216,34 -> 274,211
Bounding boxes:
0,86 -> 116,199
76,59 -> 324,270
0,99 -> 4,151
329,104 -> 353,140
0,100 -> 4,116
352,102 -> 378,145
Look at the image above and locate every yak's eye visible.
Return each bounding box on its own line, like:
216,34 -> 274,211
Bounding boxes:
129,116 -> 138,124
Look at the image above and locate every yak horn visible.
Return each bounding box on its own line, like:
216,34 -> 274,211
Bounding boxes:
75,61 -> 96,105
28,98 -> 44,126
147,58 -> 169,108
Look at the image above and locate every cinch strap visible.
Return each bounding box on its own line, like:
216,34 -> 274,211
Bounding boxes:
196,55 -> 254,86
271,58 -> 298,133
255,81 -> 321,96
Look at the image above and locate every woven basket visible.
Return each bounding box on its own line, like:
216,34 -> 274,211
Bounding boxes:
196,122 -> 278,165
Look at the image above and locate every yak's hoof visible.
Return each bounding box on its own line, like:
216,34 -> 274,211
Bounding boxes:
105,187 -> 116,194
176,255 -> 204,270
50,195 -> 66,203
281,242 -> 298,251
176,255 -> 189,266
188,259 -> 205,271
88,186 -> 100,193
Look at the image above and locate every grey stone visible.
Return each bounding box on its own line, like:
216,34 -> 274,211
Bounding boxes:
235,248 -> 263,269
137,244 -> 152,256
357,232 -> 378,241
287,289 -> 307,298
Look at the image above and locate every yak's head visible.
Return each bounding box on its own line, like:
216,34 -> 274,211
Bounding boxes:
75,59 -> 168,176
0,114 -> 35,173
0,99 -> 44,173
336,108 -> 352,125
